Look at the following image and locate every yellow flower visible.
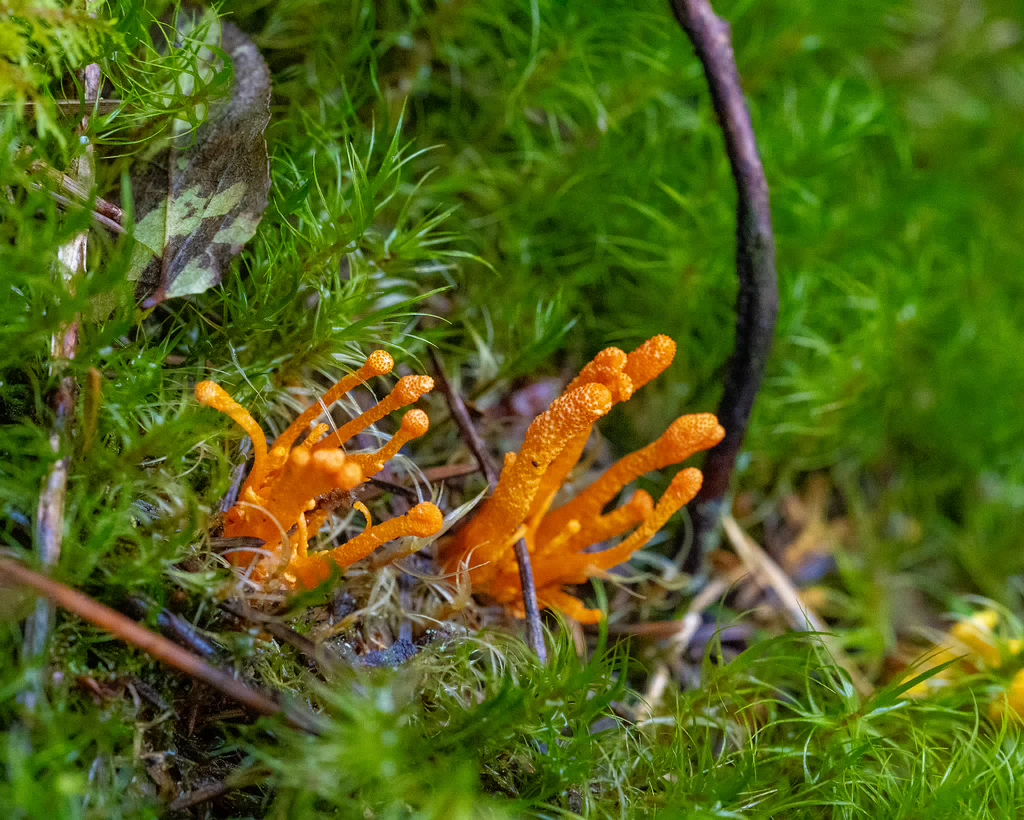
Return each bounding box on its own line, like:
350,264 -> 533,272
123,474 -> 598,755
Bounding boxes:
904,608 -> 1024,723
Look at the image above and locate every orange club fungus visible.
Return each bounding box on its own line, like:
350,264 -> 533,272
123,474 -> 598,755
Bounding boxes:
439,335 -> 725,624
196,351 -> 444,590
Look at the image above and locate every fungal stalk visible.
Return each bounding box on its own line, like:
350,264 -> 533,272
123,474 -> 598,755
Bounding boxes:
197,351 -> 443,588
440,335 -> 725,623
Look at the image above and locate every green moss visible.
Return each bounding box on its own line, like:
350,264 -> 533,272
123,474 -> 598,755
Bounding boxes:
2,0 -> 1023,815
357,0 -> 1024,599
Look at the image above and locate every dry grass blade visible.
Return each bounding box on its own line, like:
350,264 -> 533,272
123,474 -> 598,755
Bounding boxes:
23,64 -> 102,710
1,557 -> 322,733
721,515 -> 873,696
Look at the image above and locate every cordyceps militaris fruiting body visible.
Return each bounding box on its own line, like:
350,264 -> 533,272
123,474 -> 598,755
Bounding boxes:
196,351 -> 444,589
439,335 -> 725,624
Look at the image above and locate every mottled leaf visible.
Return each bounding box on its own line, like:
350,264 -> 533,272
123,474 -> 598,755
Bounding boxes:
128,15 -> 271,307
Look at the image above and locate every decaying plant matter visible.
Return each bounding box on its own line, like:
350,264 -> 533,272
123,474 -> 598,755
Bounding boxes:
440,335 -> 725,623
197,351 -> 444,590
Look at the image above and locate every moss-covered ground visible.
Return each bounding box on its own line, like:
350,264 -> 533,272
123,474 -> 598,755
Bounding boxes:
2,0 -> 1023,816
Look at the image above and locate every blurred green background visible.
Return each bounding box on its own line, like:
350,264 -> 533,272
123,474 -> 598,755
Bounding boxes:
230,0 -> 1024,604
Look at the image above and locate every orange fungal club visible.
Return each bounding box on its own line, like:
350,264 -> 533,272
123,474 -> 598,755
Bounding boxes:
439,335 -> 725,624
197,352 -> 442,588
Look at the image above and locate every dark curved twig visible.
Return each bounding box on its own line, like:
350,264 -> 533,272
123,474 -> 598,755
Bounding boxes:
168,780 -> 234,812
670,0 -> 778,566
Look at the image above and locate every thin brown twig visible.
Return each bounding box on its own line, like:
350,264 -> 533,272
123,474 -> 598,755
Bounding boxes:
429,350 -> 499,488
347,468 -> 478,505
365,476 -> 420,502
168,780 -> 234,812
514,537 -> 548,663
670,0 -> 778,567
606,572 -> 736,639
1,557 -> 322,732
167,766 -> 269,812
422,463 -> 480,482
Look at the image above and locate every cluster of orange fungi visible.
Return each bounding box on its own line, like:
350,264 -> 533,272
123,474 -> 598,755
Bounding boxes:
438,335 -> 725,624
199,335 -> 724,624
196,351 -> 443,590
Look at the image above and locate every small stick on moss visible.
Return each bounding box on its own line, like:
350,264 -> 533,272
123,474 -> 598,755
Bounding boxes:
23,64 -> 103,708
220,600 -> 321,662
514,537 -> 548,663
167,766 -> 269,812
430,352 -> 547,661
669,0 -> 779,567
168,780 -> 234,812
1,557 -> 322,732
429,350 -> 500,488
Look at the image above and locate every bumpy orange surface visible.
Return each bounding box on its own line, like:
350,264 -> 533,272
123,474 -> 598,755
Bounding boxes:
439,335 -> 725,623
197,352 -> 443,589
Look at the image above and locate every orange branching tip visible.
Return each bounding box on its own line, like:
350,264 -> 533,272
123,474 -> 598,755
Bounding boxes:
285,503 -> 444,589
439,335 -> 724,624
623,334 -> 676,389
197,352 -> 439,589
